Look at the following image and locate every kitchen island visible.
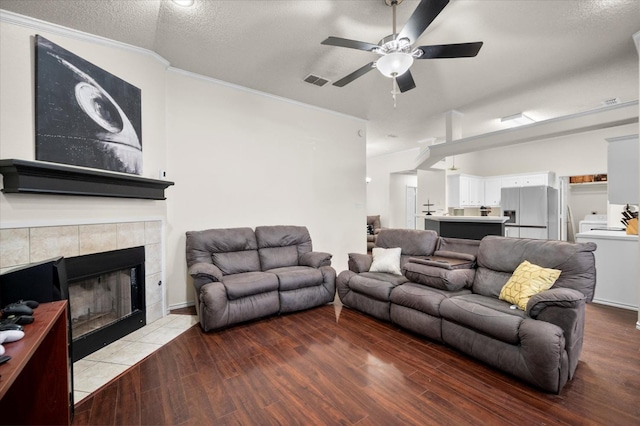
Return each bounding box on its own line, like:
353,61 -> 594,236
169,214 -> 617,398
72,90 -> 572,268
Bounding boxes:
419,215 -> 509,240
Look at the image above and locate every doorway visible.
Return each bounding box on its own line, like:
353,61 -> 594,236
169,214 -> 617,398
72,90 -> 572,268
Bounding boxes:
406,186 -> 417,229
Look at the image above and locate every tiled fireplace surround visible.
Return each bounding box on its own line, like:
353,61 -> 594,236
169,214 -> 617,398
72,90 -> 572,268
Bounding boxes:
0,220 -> 165,325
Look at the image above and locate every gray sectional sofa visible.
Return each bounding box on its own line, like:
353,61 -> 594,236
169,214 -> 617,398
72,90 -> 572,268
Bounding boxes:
337,229 -> 597,393
186,225 -> 336,332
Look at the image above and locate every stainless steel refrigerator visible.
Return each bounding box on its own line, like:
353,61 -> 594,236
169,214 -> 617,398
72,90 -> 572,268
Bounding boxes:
501,186 -> 559,239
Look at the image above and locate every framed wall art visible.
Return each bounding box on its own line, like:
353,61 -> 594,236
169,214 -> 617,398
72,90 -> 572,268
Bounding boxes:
35,35 -> 142,175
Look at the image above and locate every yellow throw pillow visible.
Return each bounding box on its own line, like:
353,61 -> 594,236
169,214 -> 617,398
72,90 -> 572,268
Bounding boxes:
499,260 -> 561,310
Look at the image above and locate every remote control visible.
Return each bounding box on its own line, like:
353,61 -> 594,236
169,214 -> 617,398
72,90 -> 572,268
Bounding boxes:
0,324 -> 24,332
0,329 -> 25,344
1,302 -> 34,318
1,315 -> 34,325
19,300 -> 39,309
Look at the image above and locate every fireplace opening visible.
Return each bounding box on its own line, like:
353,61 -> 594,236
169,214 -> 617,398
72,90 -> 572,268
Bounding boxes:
66,246 -> 146,362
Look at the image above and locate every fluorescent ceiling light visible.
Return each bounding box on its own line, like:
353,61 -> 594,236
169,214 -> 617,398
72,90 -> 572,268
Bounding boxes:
501,113 -> 535,126
172,0 -> 194,7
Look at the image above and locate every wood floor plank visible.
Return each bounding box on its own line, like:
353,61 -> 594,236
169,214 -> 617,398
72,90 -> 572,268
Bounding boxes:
115,365 -> 141,425
73,303 -> 640,425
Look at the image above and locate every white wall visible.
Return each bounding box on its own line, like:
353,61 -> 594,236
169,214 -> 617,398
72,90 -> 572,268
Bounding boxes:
0,17 -> 367,312
417,169 -> 447,229
388,173 -> 418,229
0,21 -> 168,226
454,126 -> 638,179
366,148 -> 421,228
165,70 -> 366,307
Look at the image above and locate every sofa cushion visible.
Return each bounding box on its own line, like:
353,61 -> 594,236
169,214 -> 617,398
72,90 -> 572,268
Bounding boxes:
221,271 -> 279,300
436,237 -> 481,258
403,261 -> 475,291
348,272 -> 408,301
255,225 -> 313,270
375,229 -> 439,268
499,260 -> 561,310
258,245 -> 299,270
440,294 -> 526,345
369,247 -> 402,275
212,251 -> 262,275
390,282 -> 471,317
474,236 -> 597,301
185,227 -> 261,275
266,266 -> 324,291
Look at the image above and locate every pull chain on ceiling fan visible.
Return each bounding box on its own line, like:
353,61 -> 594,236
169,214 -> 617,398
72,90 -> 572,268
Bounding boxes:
321,0 -> 483,102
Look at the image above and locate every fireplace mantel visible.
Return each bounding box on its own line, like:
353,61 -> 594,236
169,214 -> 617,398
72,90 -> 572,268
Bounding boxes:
0,159 -> 174,200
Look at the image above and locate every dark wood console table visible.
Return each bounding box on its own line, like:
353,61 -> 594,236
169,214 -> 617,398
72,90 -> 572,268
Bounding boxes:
0,300 -> 70,425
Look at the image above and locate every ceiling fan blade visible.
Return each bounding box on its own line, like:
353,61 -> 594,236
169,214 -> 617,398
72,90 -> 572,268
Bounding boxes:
396,70 -> 416,93
415,42 -> 483,59
321,36 -> 379,52
333,62 -> 376,87
398,0 -> 449,44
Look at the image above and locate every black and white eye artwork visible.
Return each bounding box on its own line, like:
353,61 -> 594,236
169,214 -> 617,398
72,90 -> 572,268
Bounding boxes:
35,35 -> 142,175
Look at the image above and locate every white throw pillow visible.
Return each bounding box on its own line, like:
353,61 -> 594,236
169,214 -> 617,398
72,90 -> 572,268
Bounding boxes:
369,247 -> 402,275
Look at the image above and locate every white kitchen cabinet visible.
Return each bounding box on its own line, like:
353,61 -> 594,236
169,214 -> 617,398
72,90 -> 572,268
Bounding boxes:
607,135 -> 639,205
501,172 -> 554,188
521,174 -> 548,186
484,178 -> 502,206
501,176 -> 522,188
468,176 -> 484,206
448,174 -> 483,207
448,172 -> 555,207
576,230 -> 638,310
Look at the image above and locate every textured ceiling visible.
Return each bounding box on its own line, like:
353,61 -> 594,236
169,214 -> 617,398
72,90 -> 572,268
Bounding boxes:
1,0 -> 638,157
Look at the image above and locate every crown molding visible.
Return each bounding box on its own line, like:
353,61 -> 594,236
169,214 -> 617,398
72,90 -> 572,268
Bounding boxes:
0,9 -> 169,67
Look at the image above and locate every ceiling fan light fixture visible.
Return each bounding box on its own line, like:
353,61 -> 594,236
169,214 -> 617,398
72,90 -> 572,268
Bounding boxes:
376,52 -> 413,78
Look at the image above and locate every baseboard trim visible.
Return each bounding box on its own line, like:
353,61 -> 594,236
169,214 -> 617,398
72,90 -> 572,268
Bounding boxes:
169,301 -> 195,311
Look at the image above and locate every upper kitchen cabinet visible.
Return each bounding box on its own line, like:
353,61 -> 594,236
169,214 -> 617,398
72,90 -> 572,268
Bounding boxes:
607,135 -> 639,205
501,172 -> 555,188
448,174 -> 484,207
447,172 -> 556,207
484,178 -> 502,206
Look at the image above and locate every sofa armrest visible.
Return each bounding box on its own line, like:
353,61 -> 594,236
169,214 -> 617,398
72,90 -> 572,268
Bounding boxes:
348,253 -> 373,273
300,251 -> 333,268
526,287 -> 587,380
526,288 -> 586,319
188,262 -> 223,282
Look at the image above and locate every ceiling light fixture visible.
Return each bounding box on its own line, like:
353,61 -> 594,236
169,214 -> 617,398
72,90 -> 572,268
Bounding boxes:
501,113 -> 535,126
172,0 -> 194,7
376,52 -> 414,78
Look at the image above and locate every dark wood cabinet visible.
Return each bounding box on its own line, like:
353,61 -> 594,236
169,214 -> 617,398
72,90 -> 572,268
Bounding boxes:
0,301 -> 71,425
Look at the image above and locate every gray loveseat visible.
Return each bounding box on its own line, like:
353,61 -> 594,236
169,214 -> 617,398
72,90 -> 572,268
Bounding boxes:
337,229 -> 596,393
186,225 -> 336,332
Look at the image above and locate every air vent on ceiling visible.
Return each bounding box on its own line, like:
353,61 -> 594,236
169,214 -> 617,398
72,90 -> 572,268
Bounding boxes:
601,98 -> 621,107
304,74 -> 330,87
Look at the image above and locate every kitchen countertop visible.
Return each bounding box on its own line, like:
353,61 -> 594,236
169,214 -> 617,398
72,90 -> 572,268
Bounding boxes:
576,230 -> 638,241
417,215 -> 510,223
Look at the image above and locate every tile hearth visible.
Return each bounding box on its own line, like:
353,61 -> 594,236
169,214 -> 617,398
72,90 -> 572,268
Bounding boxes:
72,313 -> 198,404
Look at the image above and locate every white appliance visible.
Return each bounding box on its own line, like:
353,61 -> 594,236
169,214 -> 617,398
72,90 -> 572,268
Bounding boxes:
578,214 -> 608,233
501,186 -> 559,239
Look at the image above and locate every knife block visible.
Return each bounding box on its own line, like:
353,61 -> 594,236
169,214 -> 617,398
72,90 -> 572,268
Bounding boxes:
626,218 -> 638,235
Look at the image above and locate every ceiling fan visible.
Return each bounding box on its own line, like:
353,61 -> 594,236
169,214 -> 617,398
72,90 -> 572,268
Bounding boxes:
321,0 -> 483,94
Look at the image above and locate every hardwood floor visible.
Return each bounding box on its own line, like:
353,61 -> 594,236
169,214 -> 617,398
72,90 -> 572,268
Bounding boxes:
73,302 -> 640,425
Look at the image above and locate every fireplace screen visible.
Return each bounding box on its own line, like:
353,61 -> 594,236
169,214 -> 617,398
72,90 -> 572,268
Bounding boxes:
69,267 -> 138,338
66,246 -> 145,361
